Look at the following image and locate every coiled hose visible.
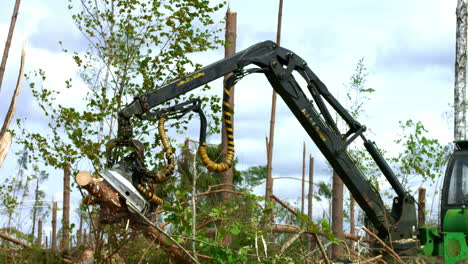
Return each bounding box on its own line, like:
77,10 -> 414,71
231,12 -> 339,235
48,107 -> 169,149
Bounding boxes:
198,83 -> 234,173
136,117 -> 175,206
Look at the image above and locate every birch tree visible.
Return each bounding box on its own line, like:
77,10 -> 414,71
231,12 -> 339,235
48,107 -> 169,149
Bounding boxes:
455,0 -> 467,140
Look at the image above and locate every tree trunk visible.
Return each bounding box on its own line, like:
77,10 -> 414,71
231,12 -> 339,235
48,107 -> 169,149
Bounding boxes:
62,163 -> 71,253
308,155 -> 314,221
0,44 -> 25,138
222,15 -> 237,244
301,142 -> 306,214
220,8 -> 237,203
0,0 -> 21,94
37,218 -> 42,247
308,155 -> 315,250
418,188 -> 426,227
455,0 -> 467,140
0,47 -> 25,167
31,178 -> 39,239
331,170 -> 344,259
0,131 -> 11,168
77,214 -> 83,246
265,0 -> 284,223
350,195 -> 355,250
52,201 -> 57,250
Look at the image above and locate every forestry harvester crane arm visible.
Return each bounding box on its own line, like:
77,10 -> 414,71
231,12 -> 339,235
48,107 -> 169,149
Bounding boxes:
104,40 -> 417,243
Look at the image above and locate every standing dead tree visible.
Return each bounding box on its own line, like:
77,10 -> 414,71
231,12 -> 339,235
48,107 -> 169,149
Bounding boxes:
0,47 -> 25,167
62,163 -> 71,253
331,170 -> 344,258
265,0 -> 284,222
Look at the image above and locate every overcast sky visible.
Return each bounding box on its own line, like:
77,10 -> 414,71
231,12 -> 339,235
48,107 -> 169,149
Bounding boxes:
0,0 -> 456,231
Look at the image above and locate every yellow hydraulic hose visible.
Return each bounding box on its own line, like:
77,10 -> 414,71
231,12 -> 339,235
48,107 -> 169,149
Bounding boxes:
137,117 -> 175,206
198,85 -> 234,173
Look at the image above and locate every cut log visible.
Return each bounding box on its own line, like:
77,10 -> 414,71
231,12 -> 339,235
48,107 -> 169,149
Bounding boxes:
75,171 -> 193,263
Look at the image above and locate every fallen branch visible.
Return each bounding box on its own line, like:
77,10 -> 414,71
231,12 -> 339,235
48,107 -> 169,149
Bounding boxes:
360,254 -> 383,264
0,232 -> 30,248
361,227 -> 404,264
272,223 -> 370,243
280,228 -> 305,254
196,218 -> 223,231
0,232 -> 72,263
271,194 -> 297,215
312,232 -> 331,264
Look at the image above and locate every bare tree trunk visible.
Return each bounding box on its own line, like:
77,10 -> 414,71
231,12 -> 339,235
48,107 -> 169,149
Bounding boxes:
78,214 -> 83,246
350,195 -> 355,251
265,0 -> 284,223
83,230 -> 87,247
221,13 -> 237,245
455,0 -> 467,140
220,8 -> 237,203
0,132 -> 11,168
0,0 -> 21,94
31,178 -> 39,239
37,218 -> 42,247
0,47 -> 25,167
301,142 -> 306,214
308,155 -> 314,221
418,188 -> 426,227
52,201 -> 57,250
331,170 -> 344,259
62,163 -> 71,253
308,155 -> 315,250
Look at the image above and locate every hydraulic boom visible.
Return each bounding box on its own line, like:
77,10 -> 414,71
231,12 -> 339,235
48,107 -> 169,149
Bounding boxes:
111,40 -> 417,242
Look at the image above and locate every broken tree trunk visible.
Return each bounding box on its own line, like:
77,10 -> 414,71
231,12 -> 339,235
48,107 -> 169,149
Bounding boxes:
418,188 -> 426,227
0,46 -> 25,167
265,0 -> 284,222
76,171 -> 195,263
220,8 -> 237,203
301,142 -> 306,214
308,155 -> 316,250
220,8 -> 237,248
350,195 -> 355,250
51,201 -> 57,250
77,214 -> 83,246
37,218 -> 42,247
0,132 -> 11,168
331,170 -> 344,259
62,163 -> 71,253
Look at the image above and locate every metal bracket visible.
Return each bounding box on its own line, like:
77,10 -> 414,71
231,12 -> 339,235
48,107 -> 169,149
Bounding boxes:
336,126 -> 366,154
98,165 -> 150,215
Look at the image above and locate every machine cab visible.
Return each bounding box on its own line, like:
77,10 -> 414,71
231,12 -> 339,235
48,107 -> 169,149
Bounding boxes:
440,140 -> 468,228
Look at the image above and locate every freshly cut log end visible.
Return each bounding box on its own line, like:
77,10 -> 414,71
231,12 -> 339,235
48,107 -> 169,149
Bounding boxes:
75,171 -> 124,215
76,171 -> 92,186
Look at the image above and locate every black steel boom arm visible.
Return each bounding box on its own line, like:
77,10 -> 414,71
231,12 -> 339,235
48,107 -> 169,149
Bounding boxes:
118,40 -> 417,240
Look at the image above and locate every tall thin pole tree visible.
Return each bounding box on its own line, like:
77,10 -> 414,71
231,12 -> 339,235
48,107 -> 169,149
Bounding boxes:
265,0 -> 284,222
0,0 -> 21,94
220,8 -> 237,203
455,0 -> 467,140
